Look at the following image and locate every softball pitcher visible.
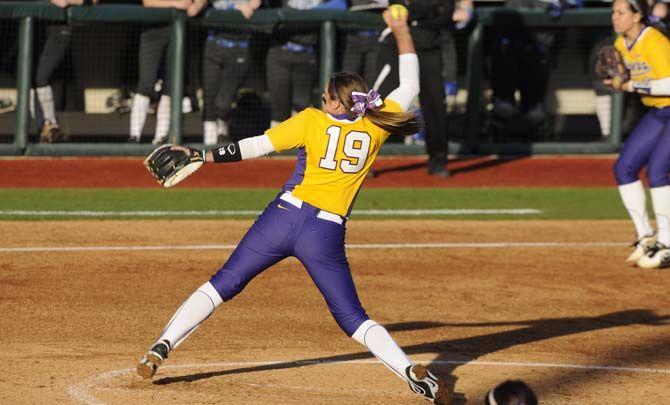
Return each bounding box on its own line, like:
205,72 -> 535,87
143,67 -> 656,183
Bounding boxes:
606,0 -> 670,269
137,8 -> 450,404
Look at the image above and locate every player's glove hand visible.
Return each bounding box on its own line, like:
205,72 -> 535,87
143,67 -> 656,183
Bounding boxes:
144,144 -> 204,188
595,45 -> 630,90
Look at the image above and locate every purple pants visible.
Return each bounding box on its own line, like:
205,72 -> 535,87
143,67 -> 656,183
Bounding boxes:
614,107 -> 670,187
209,194 -> 369,336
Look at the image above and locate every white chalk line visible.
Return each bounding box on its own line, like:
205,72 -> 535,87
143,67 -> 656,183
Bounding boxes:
0,208 -> 541,217
1,242 -> 626,253
66,359 -> 670,405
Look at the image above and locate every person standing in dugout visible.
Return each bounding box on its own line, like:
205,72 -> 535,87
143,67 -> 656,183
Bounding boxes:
265,0 -> 347,128
33,0 -> 99,142
342,0 -> 386,88
128,0 -> 192,145
137,7 -> 451,404
603,0 -> 670,269
375,0 -> 455,177
188,0 -> 261,146
37,0 -> 133,141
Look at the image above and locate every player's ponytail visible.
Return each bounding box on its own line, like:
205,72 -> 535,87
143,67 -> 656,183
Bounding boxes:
365,108 -> 421,137
328,72 -> 420,137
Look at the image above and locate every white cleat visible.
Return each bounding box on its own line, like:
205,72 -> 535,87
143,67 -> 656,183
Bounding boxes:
137,339 -> 171,379
637,242 -> 670,269
626,234 -> 656,264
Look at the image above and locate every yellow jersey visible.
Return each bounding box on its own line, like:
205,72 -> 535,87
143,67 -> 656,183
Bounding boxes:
615,26 -> 670,108
265,99 -> 403,217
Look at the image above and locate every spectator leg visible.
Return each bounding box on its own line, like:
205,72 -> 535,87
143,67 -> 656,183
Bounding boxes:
418,48 -> 449,172
215,47 -> 249,123
202,40 -> 225,144
154,94 -> 170,142
291,51 -> 317,113
266,46 -> 293,122
490,40 -> 518,116
519,43 -> 550,114
35,86 -> 56,125
595,94 -> 612,137
129,94 -> 150,140
131,26 -> 170,139
341,33 -> 364,75
34,25 -> 71,127
440,31 -> 458,84
362,38 -> 380,89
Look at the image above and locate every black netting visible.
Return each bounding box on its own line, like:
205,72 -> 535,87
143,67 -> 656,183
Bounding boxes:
0,18 -> 18,142
477,24 -> 619,143
0,4 -> 623,149
25,14 -> 320,145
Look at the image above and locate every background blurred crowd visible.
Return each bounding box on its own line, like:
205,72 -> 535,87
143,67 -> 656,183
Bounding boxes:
1,0 -> 668,168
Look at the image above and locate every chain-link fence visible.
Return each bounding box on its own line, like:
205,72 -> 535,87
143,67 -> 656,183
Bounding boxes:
0,3 -> 626,154
0,18 -> 18,143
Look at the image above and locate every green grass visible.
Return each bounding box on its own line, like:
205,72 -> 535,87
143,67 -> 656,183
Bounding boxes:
0,188 -> 632,220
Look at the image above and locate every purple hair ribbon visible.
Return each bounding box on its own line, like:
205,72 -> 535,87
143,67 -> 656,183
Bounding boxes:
350,90 -> 383,116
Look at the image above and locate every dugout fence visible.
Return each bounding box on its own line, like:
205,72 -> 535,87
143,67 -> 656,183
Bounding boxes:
0,2 -> 622,156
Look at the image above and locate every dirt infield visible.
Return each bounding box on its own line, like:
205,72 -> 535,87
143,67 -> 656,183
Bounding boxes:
2,219 -> 669,404
0,155 -> 620,188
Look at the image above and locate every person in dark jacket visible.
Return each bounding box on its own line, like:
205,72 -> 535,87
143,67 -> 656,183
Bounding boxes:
189,0 -> 262,145
342,0 -> 386,88
266,0 -> 347,127
376,0 -> 456,176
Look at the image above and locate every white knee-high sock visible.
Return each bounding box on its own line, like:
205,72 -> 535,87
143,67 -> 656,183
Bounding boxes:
618,180 -> 653,239
36,85 -> 56,124
154,95 -> 171,141
130,94 -> 150,139
352,320 -> 412,380
217,119 -> 229,137
158,281 -> 223,349
595,94 -> 611,137
650,186 -> 670,246
29,88 -> 36,119
204,121 -> 218,145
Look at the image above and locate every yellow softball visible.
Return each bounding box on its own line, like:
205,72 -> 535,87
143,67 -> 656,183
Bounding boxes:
389,4 -> 408,20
